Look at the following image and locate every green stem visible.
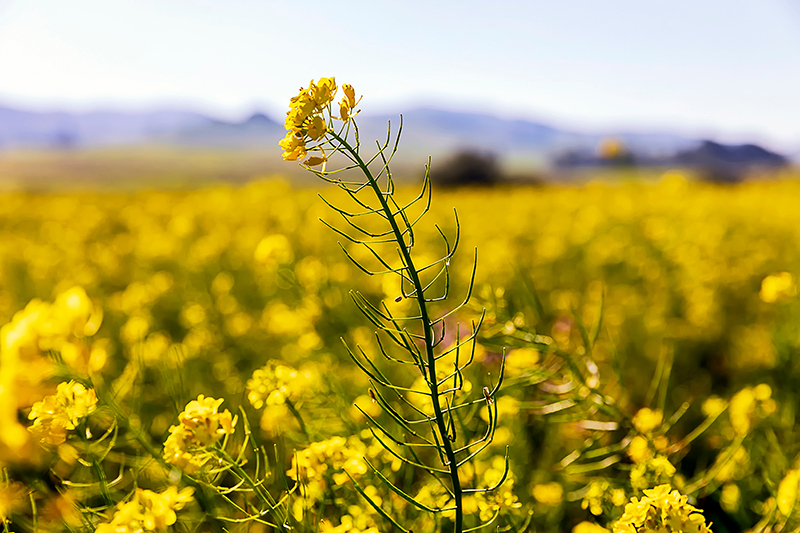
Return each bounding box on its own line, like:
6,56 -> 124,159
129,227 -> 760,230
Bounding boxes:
215,447 -> 287,524
331,131 -> 464,533
285,398 -> 310,441
30,493 -> 38,533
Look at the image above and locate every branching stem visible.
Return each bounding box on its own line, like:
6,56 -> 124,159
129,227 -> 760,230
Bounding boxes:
330,131 -> 464,533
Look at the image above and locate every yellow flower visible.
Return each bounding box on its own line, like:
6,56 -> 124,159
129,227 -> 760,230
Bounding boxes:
163,425 -> 206,474
612,484 -> 711,533
51,286 -> 102,337
632,407 -> 662,434
96,487 -> 194,533
337,84 -> 360,121
28,381 -> 98,446
246,360 -> 318,409
627,435 -> 652,464
285,94 -> 315,130
532,482 -> 563,505
778,469 -> 800,517
163,395 -> 236,472
611,489 -> 627,507
279,131 -> 307,161
720,483 -> 740,513
280,77 -> 357,160
629,455 -> 676,490
311,77 -> 337,107
582,480 -> 610,516
339,100 -> 351,121
342,84 -> 357,108
306,115 -> 327,141
179,395 -> 236,445
728,385 -> 774,435
701,396 -> 727,417
288,436 -> 371,503
760,272 -> 796,302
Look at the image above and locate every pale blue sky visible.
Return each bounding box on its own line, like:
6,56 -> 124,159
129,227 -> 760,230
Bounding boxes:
1,0 -> 799,148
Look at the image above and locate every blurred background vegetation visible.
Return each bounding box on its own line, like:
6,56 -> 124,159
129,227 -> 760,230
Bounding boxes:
2,168 -> 800,531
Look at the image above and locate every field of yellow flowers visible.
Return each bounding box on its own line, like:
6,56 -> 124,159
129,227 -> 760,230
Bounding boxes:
1,167 -> 800,533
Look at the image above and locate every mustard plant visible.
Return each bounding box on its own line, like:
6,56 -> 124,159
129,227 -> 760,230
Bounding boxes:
280,77 -> 508,533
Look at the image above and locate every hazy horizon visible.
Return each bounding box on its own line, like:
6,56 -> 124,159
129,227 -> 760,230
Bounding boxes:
1,1 -> 799,152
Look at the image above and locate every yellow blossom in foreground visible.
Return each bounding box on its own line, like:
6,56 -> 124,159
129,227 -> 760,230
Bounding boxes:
28,381 -> 98,446
96,486 -> 194,533
279,131 -> 307,161
311,77 -> 337,107
0,287 -> 103,453
280,77 -> 358,165
613,484 -> 711,533
163,395 -> 236,472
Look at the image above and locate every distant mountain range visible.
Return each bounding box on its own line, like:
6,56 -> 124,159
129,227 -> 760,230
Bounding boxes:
0,103 -> 793,171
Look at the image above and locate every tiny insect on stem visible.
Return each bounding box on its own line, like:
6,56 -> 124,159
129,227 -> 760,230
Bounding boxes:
483,387 -> 494,405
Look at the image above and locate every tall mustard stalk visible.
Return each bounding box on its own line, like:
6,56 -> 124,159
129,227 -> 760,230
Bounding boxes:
279,77 -> 507,533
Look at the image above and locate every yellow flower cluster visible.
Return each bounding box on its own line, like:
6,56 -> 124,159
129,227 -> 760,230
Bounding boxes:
581,480 -> 626,516
246,360 -> 318,408
163,395 -> 236,473
468,484 -> 523,521
713,446 -> 749,483
278,77 -> 359,164
96,486 -> 194,533
28,380 -> 98,446
0,287 -> 103,455
288,436 -> 372,502
728,383 -> 776,435
613,484 -> 712,533
629,455 -> 677,490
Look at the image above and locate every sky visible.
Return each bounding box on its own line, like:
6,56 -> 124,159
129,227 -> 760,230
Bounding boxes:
1,0 -> 799,150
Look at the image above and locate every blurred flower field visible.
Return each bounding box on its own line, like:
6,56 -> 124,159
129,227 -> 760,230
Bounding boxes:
2,173 -> 800,533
